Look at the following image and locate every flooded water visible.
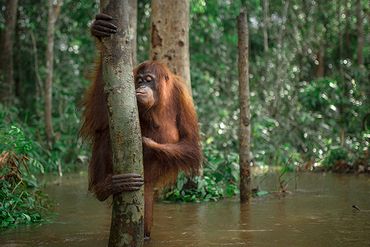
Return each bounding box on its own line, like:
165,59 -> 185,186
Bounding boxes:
1,172 -> 369,247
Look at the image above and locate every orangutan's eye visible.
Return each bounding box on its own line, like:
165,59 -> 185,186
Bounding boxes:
145,76 -> 152,82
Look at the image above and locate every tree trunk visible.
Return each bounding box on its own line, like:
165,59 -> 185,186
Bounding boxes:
356,0 -> 364,66
150,0 -> 191,93
30,31 -> 43,105
344,0 -> 351,57
262,0 -> 269,53
0,0 -> 18,104
100,1 -> 144,246
337,0 -> 343,73
238,8 -> 252,204
45,0 -> 63,148
315,43 -> 325,78
272,0 -> 289,116
128,0 -> 137,66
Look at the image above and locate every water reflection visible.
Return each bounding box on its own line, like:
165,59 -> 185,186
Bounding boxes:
0,173 -> 369,247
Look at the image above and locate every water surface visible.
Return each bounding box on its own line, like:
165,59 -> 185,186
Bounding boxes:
1,173 -> 369,246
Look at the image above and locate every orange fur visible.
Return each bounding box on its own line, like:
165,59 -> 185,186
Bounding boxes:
80,59 -> 202,237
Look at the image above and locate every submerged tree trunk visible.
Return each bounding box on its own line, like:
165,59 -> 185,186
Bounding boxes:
356,0 -> 364,67
238,8 -> 252,203
150,0 -> 191,93
128,0 -> 137,66
100,1 -> 144,246
0,0 -> 18,104
45,0 -> 63,148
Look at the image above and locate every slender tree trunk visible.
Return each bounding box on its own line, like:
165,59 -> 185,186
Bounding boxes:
272,0 -> 289,116
356,0 -> 364,66
262,0 -> 269,53
100,1 -> 144,246
344,0 -> 351,57
150,0 -> 191,93
30,32 -> 43,100
0,0 -> 18,104
128,0 -> 137,66
30,31 -> 43,118
238,8 -> 252,203
45,0 -> 63,148
340,128 -> 346,146
337,0 -> 343,74
316,44 -> 325,78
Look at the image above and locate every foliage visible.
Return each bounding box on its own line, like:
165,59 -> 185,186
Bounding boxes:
322,146 -> 349,169
187,0 -> 369,172
0,102 -> 87,174
163,172 -> 224,202
163,141 -> 240,202
0,179 -> 50,228
0,121 -> 51,228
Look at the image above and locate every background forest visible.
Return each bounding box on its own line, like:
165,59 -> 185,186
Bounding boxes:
0,0 -> 369,227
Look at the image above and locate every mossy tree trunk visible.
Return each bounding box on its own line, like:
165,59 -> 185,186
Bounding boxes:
238,8 -> 252,203
100,1 -> 144,246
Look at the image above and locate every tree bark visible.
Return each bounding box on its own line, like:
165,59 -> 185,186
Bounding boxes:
337,0 -> 343,71
128,0 -> 137,66
315,43 -> 325,78
45,0 -> 63,148
0,0 -> 18,104
272,0 -> 289,116
238,8 -> 252,203
30,31 -> 43,105
100,1 -> 144,246
356,0 -> 364,66
262,0 -> 269,53
344,0 -> 351,57
150,0 -> 191,94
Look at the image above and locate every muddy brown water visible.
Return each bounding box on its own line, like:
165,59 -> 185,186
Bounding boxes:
0,172 -> 369,247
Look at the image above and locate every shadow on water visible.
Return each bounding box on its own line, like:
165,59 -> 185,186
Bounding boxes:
1,173 -> 370,247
